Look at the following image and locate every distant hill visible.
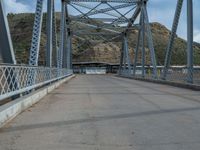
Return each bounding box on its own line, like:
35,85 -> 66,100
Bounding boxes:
7,13 -> 200,65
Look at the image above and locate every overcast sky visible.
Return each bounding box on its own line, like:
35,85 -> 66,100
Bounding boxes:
3,0 -> 200,42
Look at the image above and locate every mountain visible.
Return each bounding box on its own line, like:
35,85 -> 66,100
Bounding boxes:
7,13 -> 200,65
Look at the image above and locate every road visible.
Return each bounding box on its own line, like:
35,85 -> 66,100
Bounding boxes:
0,75 -> 200,150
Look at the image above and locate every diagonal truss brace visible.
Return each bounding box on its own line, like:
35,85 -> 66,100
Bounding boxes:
0,1 -> 16,64
162,0 -> 183,80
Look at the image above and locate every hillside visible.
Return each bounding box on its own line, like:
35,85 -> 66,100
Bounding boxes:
7,13 -> 200,65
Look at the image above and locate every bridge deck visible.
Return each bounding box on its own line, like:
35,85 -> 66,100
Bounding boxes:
0,75 -> 200,150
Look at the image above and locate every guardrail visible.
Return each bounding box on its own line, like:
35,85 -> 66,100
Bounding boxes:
119,66 -> 200,86
0,65 -> 72,101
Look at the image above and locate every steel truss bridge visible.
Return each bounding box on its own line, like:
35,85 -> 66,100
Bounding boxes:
0,0 -> 199,102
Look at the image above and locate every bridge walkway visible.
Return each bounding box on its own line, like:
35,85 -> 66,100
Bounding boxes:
0,75 -> 200,150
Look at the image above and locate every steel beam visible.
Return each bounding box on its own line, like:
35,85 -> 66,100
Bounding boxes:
75,3 -> 133,18
143,4 -> 157,78
119,40 -> 124,75
133,17 -> 142,76
0,1 -> 16,64
123,34 -> 131,75
74,21 -> 121,33
66,0 -> 141,3
74,32 -> 119,36
126,6 -> 141,30
29,0 -> 44,66
162,0 -> 183,79
46,0 -> 54,67
66,33 -> 72,69
72,17 -> 127,23
52,1 -> 58,67
63,4 -> 72,69
58,1 -> 66,68
141,5 -> 145,78
72,2 -> 119,18
187,0 -> 193,83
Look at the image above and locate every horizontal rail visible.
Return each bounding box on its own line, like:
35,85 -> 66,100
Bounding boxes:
0,65 -> 73,101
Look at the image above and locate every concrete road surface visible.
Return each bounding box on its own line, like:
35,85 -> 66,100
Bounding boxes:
0,75 -> 200,150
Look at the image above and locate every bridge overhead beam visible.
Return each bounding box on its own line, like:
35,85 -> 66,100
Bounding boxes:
0,1 -> 16,64
72,2 -> 120,18
66,0 -> 142,3
74,3 -> 134,18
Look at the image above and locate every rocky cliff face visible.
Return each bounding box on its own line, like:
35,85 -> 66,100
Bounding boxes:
7,13 -> 200,65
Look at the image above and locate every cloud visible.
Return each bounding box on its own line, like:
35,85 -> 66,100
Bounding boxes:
194,30 -> 200,43
3,0 -> 31,14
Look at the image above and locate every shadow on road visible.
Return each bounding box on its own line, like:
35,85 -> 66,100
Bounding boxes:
1,106 -> 200,133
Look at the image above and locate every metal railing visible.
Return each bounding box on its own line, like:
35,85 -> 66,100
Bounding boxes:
120,66 -> 200,86
0,65 -> 72,101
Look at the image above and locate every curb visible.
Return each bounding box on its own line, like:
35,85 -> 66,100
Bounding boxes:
0,75 -> 75,128
117,75 -> 200,91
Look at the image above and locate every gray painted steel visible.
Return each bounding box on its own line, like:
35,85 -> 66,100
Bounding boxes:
187,0 -> 193,83
0,1 -> 16,64
163,0 -> 184,80
29,0 -> 44,66
46,0 -> 54,67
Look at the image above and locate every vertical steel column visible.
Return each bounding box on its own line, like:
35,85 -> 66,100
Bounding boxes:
46,0 -> 53,67
162,0 -> 183,79
0,0 -> 16,64
143,4 -> 157,78
29,0 -> 44,66
187,0 -> 193,83
66,31 -> 72,70
63,3 -> 72,69
119,39 -> 124,75
57,1 -> 66,68
123,34 -> 131,75
141,4 -> 145,78
133,28 -> 141,76
52,0 -> 58,67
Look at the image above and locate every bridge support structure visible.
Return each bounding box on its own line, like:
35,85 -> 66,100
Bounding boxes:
0,0 -> 198,102
131,0 -> 157,78
162,0 -> 194,84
